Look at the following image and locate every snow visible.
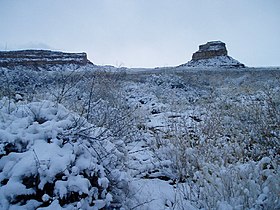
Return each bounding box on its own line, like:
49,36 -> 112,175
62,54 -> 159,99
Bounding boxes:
37,200 -> 64,210
0,64 -> 279,209
127,179 -> 175,210
183,55 -> 244,68
127,179 -> 198,210
0,99 -> 112,209
217,201 -> 233,210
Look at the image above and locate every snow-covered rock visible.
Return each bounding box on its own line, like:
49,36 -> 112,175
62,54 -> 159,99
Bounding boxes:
179,41 -> 245,68
185,55 -> 245,68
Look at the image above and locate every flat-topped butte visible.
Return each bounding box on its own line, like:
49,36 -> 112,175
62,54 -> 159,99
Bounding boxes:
179,41 -> 245,68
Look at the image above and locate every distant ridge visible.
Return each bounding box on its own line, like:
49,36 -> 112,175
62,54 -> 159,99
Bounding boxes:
0,50 -> 93,67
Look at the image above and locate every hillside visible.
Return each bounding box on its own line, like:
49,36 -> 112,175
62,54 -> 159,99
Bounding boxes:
0,51 -> 279,209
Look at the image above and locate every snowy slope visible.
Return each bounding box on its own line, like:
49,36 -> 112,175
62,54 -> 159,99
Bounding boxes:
179,55 -> 245,68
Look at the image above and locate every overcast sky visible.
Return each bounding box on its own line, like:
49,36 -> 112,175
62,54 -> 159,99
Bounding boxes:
0,0 -> 279,67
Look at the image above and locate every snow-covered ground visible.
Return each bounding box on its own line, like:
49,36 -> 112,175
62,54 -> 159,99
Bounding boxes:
0,65 -> 279,209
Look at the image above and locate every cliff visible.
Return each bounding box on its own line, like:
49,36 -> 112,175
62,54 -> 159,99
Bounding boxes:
192,41 -> 228,60
0,50 -> 92,67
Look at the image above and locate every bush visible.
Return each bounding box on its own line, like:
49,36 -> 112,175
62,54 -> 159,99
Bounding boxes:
0,99 -> 113,209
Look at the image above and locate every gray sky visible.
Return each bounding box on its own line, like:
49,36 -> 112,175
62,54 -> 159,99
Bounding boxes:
0,0 -> 279,67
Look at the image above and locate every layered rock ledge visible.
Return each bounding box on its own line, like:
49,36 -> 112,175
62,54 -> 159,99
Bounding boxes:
192,41 -> 227,60
0,50 -> 92,67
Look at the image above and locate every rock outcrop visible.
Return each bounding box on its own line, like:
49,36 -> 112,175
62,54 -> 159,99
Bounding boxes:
192,41 -> 227,60
179,41 -> 245,68
0,50 -> 93,67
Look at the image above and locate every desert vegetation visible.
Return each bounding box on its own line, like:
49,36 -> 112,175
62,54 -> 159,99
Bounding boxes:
0,65 -> 279,209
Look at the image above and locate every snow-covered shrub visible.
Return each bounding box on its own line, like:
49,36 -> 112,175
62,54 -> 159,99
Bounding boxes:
1,66 -> 279,209
0,99 -> 114,209
0,67 -> 51,104
48,69 -> 84,105
13,69 -> 137,208
175,157 -> 280,209
140,73 -> 280,209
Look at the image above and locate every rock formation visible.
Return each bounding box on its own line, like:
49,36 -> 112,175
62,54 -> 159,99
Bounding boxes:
192,41 -> 227,60
180,41 -> 245,68
0,50 -> 93,67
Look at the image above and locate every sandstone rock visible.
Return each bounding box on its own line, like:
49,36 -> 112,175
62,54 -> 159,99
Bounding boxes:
179,41 -> 245,68
0,50 -> 93,67
192,41 -> 227,60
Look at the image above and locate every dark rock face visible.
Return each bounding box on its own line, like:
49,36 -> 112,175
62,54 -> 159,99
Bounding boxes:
192,41 -> 228,60
0,50 -> 92,67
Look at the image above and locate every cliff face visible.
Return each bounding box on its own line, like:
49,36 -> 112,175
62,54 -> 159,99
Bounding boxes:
192,41 -> 228,60
180,41 -> 245,68
0,50 -> 92,67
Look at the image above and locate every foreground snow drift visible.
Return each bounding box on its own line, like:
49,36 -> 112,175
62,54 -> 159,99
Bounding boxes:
0,99 -> 112,209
